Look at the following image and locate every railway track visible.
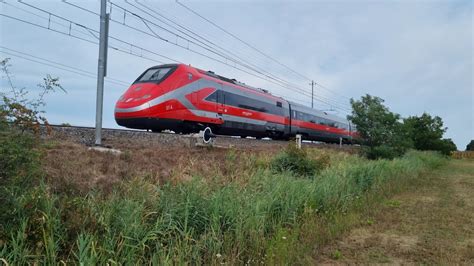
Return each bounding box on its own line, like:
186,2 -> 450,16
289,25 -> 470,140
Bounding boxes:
41,124 -> 357,152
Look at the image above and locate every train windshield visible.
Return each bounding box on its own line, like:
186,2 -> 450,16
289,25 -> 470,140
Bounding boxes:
135,67 -> 173,84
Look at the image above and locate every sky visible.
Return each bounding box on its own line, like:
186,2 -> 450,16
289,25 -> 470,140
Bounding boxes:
1,0 -> 472,149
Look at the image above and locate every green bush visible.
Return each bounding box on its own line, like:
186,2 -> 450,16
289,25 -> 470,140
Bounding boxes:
0,130 -> 43,257
364,145 -> 403,160
271,144 -> 328,177
0,130 -> 40,186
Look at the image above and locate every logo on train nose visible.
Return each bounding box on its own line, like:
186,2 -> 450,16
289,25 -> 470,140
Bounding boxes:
134,86 -> 142,92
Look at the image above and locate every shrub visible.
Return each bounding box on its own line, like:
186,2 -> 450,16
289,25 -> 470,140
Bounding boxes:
365,145 -> 402,160
271,144 -> 328,177
467,140 -> 474,151
0,130 -> 40,186
435,138 -> 457,155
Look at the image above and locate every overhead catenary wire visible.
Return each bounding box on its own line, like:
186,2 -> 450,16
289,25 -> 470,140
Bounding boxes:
175,0 -> 313,82
96,1 -> 351,111
16,1 -> 181,63
174,0 -> 352,101
126,1 -> 320,97
0,1 -> 181,68
0,50 -> 129,87
0,46 -> 130,86
58,0 -> 350,111
0,12 -> 170,68
128,0 -> 351,108
125,1 -> 352,109
4,1 -> 351,112
2,0 -> 97,41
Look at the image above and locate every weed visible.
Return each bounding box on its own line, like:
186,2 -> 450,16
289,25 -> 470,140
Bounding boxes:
385,200 -> 401,208
331,250 -> 343,260
271,144 -> 329,177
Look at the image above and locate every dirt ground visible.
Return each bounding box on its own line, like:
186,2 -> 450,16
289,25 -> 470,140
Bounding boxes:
41,140 -> 267,195
318,159 -> 474,264
40,135 -> 353,196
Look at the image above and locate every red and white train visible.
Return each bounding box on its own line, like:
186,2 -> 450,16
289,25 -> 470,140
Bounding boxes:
115,64 -> 358,143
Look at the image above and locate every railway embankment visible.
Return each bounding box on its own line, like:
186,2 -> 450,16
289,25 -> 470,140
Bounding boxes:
40,124 -> 359,152
1,127 -> 455,264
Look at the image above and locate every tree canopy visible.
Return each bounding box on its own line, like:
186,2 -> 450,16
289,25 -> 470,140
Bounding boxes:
404,113 -> 456,155
348,94 -> 412,159
348,94 -> 456,159
466,140 -> 474,151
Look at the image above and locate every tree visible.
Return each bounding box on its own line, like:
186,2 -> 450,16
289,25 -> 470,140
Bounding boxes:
466,140 -> 474,151
436,138 -> 457,155
404,113 -> 457,155
404,113 -> 445,150
1,58 -> 65,134
348,94 -> 412,159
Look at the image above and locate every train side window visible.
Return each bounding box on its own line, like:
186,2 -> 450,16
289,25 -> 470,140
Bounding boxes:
205,91 -> 218,102
217,90 -> 225,104
276,101 -> 282,107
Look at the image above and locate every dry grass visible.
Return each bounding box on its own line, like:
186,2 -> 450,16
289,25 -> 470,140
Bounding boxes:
40,140 -> 283,195
452,151 -> 474,159
317,159 -> 474,264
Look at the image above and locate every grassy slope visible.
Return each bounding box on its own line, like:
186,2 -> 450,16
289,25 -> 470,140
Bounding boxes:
317,159 -> 474,264
0,133 -> 449,264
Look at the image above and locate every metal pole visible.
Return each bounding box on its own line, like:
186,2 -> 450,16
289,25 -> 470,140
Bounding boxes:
310,80 -> 314,109
95,0 -> 108,146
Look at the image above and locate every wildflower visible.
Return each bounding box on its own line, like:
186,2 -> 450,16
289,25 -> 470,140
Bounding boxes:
282,236 -> 287,240
216,253 -> 222,258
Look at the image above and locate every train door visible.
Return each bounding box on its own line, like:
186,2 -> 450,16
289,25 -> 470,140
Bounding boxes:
216,83 -> 225,120
216,84 -> 225,118
287,103 -> 292,135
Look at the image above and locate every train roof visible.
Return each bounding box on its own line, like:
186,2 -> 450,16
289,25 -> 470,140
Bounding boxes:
147,63 -> 287,100
144,64 -> 348,124
289,101 -> 349,124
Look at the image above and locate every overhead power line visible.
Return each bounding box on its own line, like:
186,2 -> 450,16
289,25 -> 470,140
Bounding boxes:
0,46 -> 130,85
129,0 -> 351,108
104,1 -> 351,111
174,0 -> 351,101
3,1 -> 351,112
60,0 -> 350,110
16,1 -> 180,63
0,48 -> 129,87
0,1 -> 181,68
127,1 -> 315,95
175,0 -> 313,82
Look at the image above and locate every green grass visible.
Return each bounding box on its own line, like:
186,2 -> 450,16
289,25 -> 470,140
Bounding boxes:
0,132 -> 446,264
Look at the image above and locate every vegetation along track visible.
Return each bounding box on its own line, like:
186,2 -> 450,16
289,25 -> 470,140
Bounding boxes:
1,127 -> 451,264
317,159 -> 474,264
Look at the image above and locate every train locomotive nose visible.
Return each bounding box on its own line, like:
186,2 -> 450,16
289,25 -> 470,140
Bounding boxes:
114,84 -> 159,129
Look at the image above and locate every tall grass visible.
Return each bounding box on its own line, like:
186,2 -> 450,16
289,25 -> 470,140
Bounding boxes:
0,134 -> 445,264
